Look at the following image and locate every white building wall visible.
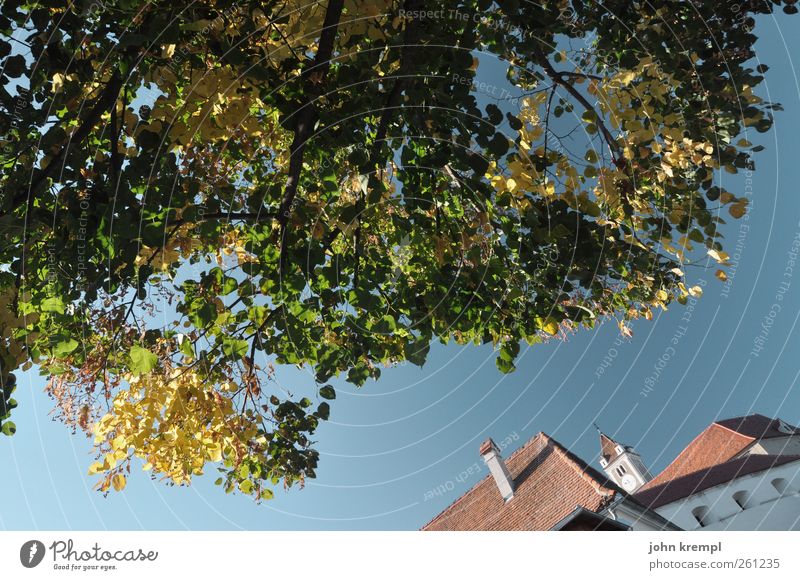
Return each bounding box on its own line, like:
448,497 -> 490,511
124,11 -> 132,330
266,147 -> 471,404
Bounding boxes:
653,461 -> 800,531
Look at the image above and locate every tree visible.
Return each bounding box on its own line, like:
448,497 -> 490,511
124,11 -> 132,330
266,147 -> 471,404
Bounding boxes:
0,0 -> 795,498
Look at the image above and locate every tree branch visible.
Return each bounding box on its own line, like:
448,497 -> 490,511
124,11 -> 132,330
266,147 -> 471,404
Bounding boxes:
354,0 -> 424,287
535,49 -> 635,219
12,72 -> 124,215
536,54 -> 621,161
276,0 -> 345,227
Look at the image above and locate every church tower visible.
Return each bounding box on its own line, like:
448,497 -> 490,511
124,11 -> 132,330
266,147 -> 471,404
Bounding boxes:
598,432 -> 652,492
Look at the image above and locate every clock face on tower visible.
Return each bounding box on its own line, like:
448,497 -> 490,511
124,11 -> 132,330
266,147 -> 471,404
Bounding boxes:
621,474 -> 637,491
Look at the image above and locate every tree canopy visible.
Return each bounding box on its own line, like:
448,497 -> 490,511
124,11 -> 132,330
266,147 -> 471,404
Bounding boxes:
0,0 -> 795,499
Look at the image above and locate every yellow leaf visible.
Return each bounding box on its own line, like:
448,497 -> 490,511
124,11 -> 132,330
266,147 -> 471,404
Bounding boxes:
52,73 -> 66,93
542,318 -> 559,335
617,70 -> 637,86
715,269 -> 728,281
206,444 -> 223,462
688,285 -> 703,297
707,249 -> 730,264
111,474 -> 127,492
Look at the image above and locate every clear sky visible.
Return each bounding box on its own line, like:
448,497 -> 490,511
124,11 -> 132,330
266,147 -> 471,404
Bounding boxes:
2,13 -> 800,531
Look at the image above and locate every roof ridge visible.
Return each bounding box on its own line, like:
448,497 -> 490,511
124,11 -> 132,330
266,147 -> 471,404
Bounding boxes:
712,416 -> 766,439
545,434 -> 617,497
714,412 -> 771,425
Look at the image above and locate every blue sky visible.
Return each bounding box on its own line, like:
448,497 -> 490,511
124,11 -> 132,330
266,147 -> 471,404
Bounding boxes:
2,13 -> 800,531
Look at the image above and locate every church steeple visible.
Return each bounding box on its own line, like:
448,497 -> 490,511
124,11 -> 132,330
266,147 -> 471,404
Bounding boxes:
597,430 -> 652,493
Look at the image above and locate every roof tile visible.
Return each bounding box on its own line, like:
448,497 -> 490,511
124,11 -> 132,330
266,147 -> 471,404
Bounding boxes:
635,454 -> 800,508
640,414 -> 797,492
422,433 -> 620,531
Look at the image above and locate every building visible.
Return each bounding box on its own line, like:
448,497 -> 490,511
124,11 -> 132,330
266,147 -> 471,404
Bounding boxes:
421,414 -> 800,531
421,432 -> 678,531
631,414 -> 800,531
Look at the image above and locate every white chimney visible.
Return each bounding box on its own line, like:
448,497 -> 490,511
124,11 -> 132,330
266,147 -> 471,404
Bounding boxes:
480,438 -> 514,501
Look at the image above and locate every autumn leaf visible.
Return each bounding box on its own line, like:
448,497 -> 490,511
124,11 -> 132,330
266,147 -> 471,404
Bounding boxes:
708,249 -> 730,264
111,474 -> 127,492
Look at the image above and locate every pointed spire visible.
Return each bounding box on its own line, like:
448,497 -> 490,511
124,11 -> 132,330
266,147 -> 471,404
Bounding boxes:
599,431 -> 622,463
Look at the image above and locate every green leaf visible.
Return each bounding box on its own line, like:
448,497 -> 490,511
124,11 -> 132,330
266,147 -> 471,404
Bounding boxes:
41,297 -> 66,314
488,133 -> 509,156
319,385 -> 336,400
129,345 -> 159,375
404,338 -> 429,366
189,300 -> 216,328
1,421 -> 16,436
496,356 -> 515,374
485,103 -> 503,125
179,338 -> 195,358
221,337 -> 249,358
53,338 -> 79,357
4,55 -> 25,78
466,152 -> 490,175
221,276 -> 238,296
315,402 -> 331,420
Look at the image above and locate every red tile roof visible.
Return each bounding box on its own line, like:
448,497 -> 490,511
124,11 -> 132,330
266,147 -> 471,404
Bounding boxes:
635,454 -> 800,508
600,433 -> 621,463
639,414 -> 796,492
422,433 -> 622,531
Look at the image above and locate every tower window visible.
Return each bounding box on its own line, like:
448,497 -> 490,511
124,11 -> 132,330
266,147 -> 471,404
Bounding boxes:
732,490 -> 749,510
616,464 -> 627,476
692,506 -> 710,528
615,445 -> 624,455
772,478 -> 789,495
